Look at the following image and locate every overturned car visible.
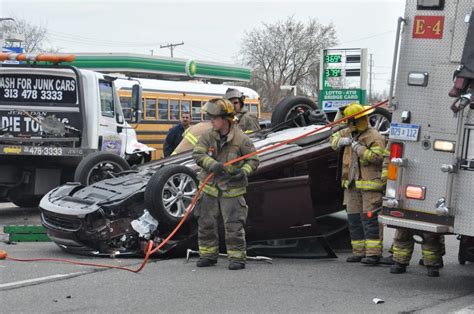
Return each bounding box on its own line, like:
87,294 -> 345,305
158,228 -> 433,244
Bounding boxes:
40,98 -> 387,257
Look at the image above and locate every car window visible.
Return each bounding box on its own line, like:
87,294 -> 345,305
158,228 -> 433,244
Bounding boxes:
99,80 -> 114,117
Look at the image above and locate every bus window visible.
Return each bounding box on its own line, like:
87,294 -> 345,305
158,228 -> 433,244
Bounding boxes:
192,101 -> 201,121
250,104 -> 258,114
158,99 -> 169,120
181,100 -> 191,116
170,99 -> 180,120
202,101 -> 211,120
145,98 -> 157,119
120,96 -> 132,121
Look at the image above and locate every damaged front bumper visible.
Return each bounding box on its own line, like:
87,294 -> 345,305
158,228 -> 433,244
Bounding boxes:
40,173 -> 194,257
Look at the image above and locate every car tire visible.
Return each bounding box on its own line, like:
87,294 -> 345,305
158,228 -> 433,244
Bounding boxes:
145,164 -> 198,230
271,96 -> 319,128
368,107 -> 392,135
74,152 -> 131,185
11,196 -> 41,208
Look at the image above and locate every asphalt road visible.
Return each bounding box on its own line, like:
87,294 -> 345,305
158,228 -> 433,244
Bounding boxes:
1,203 -> 474,313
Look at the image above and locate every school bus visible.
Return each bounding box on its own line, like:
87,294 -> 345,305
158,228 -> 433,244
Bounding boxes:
115,78 -> 260,160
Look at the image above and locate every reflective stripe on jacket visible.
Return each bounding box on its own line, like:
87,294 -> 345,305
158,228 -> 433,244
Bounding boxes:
192,124 -> 259,198
330,127 -> 388,191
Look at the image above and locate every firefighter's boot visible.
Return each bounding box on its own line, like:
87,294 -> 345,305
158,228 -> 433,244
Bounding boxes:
390,262 -> 407,274
361,256 -> 381,265
228,260 -> 245,270
346,255 -> 364,263
196,258 -> 217,267
427,266 -> 440,277
379,255 -> 395,265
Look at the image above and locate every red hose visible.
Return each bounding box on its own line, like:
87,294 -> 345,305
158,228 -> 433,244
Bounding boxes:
0,100 -> 389,272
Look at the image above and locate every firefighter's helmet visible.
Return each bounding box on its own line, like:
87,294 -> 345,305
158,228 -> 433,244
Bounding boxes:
343,103 -> 374,119
204,98 -> 235,119
343,103 -> 373,132
224,88 -> 245,101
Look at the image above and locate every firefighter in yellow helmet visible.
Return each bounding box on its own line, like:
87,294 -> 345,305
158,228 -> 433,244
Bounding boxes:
330,103 -> 389,265
192,98 -> 259,270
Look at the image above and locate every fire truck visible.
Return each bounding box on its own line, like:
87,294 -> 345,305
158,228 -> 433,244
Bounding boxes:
379,0 -> 474,264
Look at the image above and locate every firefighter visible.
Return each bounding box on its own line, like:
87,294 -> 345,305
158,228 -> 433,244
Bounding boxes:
192,98 -> 259,270
330,103 -> 388,265
390,229 -> 444,277
224,88 -> 261,133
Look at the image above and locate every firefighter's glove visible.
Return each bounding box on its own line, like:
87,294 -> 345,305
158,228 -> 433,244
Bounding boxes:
228,168 -> 246,184
210,162 -> 227,177
338,137 -> 352,148
351,141 -> 365,155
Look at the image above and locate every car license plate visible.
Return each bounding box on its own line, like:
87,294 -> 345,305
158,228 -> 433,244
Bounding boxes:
389,123 -> 420,141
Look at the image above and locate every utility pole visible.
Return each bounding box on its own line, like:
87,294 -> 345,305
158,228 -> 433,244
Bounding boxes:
369,53 -> 373,101
160,41 -> 184,58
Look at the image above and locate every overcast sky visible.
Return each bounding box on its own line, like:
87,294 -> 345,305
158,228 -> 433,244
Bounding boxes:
1,0 -> 405,93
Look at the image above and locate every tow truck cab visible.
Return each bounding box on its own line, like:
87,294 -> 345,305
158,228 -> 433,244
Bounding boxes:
0,60 -> 150,207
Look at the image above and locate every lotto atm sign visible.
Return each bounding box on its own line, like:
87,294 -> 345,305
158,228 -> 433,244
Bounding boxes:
413,16 -> 444,39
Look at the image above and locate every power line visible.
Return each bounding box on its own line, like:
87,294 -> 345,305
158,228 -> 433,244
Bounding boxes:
338,30 -> 395,46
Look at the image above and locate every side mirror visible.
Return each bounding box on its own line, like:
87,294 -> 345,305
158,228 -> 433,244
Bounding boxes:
131,84 -> 143,123
116,113 -> 124,124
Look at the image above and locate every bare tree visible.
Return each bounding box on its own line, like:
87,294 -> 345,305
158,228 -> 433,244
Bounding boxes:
2,17 -> 52,53
240,16 -> 337,111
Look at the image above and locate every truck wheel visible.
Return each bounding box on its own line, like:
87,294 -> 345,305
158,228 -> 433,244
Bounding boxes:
271,96 -> 318,128
74,152 -> 131,185
11,197 -> 41,208
145,164 -> 198,230
368,107 -> 392,135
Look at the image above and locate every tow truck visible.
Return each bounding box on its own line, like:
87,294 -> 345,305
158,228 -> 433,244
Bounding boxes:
379,0 -> 474,264
0,53 -> 151,207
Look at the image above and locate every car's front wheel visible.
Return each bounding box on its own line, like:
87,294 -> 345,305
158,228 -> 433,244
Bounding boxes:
145,164 -> 198,230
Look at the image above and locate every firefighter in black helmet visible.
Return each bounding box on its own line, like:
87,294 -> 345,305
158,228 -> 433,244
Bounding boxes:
192,98 -> 259,270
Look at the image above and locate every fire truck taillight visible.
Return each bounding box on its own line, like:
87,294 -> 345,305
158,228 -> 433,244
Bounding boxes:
405,185 -> 426,200
388,143 -> 404,180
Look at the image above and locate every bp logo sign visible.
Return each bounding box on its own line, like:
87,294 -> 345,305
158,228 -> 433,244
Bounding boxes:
186,60 -> 197,77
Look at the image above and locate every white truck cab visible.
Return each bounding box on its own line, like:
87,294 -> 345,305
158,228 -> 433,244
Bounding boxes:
0,56 -> 151,207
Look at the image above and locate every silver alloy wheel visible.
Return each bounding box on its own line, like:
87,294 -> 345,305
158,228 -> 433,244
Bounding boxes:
284,104 -> 315,127
86,161 -> 125,185
369,113 -> 391,135
162,173 -> 198,218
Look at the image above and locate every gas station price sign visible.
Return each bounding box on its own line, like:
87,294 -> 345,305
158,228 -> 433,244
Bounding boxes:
324,54 -> 342,63
324,68 -> 342,77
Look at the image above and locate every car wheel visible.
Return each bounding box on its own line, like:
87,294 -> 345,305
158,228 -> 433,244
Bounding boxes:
145,164 -> 198,230
368,107 -> 392,135
11,196 -> 41,208
74,152 -> 131,185
271,96 -> 318,128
